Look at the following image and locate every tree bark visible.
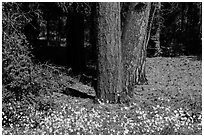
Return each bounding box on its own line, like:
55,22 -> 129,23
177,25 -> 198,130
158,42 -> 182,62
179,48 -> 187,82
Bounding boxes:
122,2 -> 150,96
154,2 -> 162,56
95,2 -> 123,103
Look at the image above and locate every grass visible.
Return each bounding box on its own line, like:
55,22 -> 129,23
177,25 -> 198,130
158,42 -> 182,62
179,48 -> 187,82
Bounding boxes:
2,56 -> 202,135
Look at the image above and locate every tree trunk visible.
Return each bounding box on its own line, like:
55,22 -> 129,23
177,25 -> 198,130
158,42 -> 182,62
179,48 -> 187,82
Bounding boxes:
154,2 -> 162,57
47,16 -> 50,46
122,2 -> 150,96
95,2 -> 123,103
181,3 -> 185,31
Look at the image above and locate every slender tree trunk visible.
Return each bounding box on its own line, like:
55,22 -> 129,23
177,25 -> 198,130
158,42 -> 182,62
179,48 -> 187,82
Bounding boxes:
47,16 -> 50,46
181,3 -> 185,31
95,2 -> 123,103
122,2 -> 150,96
146,2 -> 156,56
197,3 -> 202,46
154,2 -> 162,56
57,16 -> 61,47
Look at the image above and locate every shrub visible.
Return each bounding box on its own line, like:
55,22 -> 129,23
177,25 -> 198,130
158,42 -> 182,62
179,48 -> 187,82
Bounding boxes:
2,2 -> 56,128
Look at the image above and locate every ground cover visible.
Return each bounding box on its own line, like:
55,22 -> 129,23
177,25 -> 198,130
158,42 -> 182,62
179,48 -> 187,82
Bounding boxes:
2,56 -> 202,135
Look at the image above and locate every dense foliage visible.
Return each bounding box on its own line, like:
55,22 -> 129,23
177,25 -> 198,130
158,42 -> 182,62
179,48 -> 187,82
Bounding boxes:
2,2 -> 73,128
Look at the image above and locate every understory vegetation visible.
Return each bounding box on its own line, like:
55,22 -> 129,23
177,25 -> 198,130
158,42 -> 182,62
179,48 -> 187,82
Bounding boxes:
2,56 -> 202,135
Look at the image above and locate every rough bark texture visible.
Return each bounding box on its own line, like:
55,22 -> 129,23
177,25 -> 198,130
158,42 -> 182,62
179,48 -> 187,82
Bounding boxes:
95,2 -> 123,103
122,2 -> 150,96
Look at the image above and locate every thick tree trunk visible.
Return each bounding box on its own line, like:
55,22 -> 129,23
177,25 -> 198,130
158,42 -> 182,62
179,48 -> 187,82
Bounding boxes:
122,2 -> 150,96
95,2 -> 123,103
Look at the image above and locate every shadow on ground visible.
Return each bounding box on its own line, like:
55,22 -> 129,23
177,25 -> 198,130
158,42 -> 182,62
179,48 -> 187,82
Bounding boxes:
62,87 -> 95,100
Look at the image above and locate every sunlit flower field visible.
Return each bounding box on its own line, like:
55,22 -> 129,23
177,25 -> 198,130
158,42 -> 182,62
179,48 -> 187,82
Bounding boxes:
2,56 -> 202,135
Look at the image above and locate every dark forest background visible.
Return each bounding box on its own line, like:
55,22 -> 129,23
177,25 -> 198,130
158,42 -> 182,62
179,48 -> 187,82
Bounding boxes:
8,2 -> 202,69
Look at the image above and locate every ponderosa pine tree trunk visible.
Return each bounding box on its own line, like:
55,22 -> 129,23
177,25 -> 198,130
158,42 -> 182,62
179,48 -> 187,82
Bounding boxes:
95,2 -> 123,103
122,2 -> 150,96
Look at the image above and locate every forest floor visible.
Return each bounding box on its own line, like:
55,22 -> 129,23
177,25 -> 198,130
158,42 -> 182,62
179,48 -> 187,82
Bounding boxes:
2,56 -> 202,135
